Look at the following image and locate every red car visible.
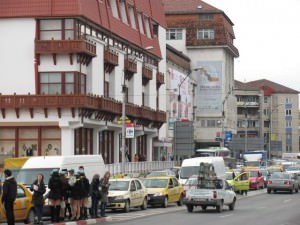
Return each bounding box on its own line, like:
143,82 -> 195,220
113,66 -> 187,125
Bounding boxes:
248,170 -> 264,189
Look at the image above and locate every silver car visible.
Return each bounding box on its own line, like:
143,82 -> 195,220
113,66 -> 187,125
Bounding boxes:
267,172 -> 299,194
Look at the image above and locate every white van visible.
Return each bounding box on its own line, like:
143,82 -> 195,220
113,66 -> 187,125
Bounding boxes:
16,155 -> 106,186
179,157 -> 226,184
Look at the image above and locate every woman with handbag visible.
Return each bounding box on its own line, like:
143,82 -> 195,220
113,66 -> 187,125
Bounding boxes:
90,174 -> 101,218
30,174 -> 46,224
99,171 -> 110,217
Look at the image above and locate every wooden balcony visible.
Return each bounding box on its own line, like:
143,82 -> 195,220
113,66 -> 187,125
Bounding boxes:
104,48 -> 119,73
156,72 -> 164,88
142,65 -> 153,85
35,39 -> 96,57
0,94 -> 166,127
124,58 -> 137,80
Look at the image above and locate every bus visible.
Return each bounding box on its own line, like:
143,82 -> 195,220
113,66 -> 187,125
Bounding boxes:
194,147 -> 236,169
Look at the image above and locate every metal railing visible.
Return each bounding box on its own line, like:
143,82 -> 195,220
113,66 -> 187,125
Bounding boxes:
105,161 -> 176,176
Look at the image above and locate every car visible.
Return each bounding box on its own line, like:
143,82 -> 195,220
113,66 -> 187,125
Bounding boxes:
267,172 -> 299,194
141,176 -> 184,208
259,169 -> 270,188
226,171 -> 250,194
146,169 -> 176,177
0,183 -> 35,224
107,178 -> 148,212
242,168 -> 264,189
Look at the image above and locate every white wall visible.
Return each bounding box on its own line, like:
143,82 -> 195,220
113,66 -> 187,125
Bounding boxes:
166,29 -> 187,55
0,18 -> 36,94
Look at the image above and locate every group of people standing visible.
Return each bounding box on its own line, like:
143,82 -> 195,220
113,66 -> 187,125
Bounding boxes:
30,168 -> 111,224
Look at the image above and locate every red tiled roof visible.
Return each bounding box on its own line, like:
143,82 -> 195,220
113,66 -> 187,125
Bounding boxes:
235,79 -> 299,94
162,0 -> 234,25
0,0 -> 166,58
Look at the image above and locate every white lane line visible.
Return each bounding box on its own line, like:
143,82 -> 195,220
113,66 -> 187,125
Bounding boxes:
219,214 -> 233,218
283,199 -> 292,203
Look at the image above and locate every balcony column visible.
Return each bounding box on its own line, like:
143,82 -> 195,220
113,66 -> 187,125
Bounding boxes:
60,127 -> 75,155
147,133 -> 157,161
114,132 -> 120,163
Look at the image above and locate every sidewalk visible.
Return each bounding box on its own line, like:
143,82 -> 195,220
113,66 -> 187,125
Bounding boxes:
46,217 -> 112,225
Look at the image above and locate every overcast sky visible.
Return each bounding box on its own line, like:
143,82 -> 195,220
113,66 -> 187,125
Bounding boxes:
204,0 -> 300,92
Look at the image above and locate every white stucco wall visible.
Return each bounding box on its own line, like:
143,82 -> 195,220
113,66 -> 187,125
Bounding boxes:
0,18 -> 36,94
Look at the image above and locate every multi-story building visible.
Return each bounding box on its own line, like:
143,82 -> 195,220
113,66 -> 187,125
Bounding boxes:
234,79 -> 299,158
163,0 -> 239,149
0,0 -> 167,166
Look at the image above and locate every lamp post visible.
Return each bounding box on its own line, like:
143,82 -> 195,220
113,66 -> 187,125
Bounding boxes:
121,46 -> 153,174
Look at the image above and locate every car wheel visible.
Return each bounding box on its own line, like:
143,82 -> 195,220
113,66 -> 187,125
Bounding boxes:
229,198 -> 236,211
201,206 -> 207,211
177,195 -> 183,206
216,201 -> 223,213
141,197 -> 147,210
24,209 -> 35,224
267,189 -> 271,194
162,196 -> 168,208
187,205 -> 193,213
290,187 -> 294,194
124,200 -> 130,213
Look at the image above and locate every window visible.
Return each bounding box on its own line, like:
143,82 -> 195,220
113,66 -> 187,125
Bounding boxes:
119,0 -> 128,24
130,180 -> 136,191
264,96 -> 269,103
128,5 -> 136,29
104,81 -> 109,97
286,97 -> 292,103
144,16 -> 152,38
110,0 -> 119,18
286,145 -> 292,152
286,109 -> 292,116
199,14 -> 213,20
166,28 -> 183,40
207,120 -> 217,127
197,28 -> 214,40
137,12 -> 144,34
263,109 -> 269,116
286,120 -> 292,127
134,180 -> 142,190
152,21 -> 158,37
39,72 -> 86,94
39,19 -> 75,40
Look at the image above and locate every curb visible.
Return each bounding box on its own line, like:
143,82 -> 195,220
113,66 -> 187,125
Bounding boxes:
48,217 -> 112,225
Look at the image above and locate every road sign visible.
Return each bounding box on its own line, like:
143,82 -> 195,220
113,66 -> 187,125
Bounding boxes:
126,123 -> 134,138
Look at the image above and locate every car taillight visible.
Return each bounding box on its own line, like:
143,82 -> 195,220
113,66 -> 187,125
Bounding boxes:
213,191 -> 217,199
268,180 -> 272,184
284,181 -> 291,185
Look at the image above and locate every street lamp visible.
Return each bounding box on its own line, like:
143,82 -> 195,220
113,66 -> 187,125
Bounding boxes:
121,46 -> 153,174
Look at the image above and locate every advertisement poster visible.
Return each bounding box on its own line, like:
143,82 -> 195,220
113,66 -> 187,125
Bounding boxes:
195,61 -> 222,113
168,68 -> 192,129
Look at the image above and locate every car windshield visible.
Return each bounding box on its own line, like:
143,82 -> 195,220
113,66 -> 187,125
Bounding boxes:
186,178 -> 223,189
226,173 -> 234,180
180,166 -> 200,179
109,181 -> 129,191
16,168 -> 58,186
142,179 -> 167,188
249,171 -> 258,177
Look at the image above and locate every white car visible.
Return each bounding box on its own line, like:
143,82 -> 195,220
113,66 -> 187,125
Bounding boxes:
183,177 -> 236,213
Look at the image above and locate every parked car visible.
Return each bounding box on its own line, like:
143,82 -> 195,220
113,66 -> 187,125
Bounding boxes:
141,176 -> 184,208
107,178 -> 148,212
267,172 -> 299,194
0,183 -> 35,224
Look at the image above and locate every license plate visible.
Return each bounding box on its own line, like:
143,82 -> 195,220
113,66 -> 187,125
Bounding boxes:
193,198 -> 205,202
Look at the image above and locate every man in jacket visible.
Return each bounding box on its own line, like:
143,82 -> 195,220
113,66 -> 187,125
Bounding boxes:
2,169 -> 17,225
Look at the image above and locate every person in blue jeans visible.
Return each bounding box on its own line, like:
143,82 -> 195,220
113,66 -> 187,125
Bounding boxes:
31,174 -> 46,224
99,171 -> 110,217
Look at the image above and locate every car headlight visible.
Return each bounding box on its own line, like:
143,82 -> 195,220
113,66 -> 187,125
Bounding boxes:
153,192 -> 163,197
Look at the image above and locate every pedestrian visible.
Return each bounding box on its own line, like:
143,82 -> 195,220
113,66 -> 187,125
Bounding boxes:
134,154 -> 139,162
1,169 -> 17,225
78,171 -> 90,220
99,171 -> 110,217
67,169 -> 76,220
48,169 -> 63,223
90,174 -> 101,218
70,172 -> 82,221
59,170 -> 68,221
30,174 -> 46,224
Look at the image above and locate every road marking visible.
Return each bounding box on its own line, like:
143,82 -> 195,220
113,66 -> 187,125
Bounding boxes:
220,214 -> 233,218
283,199 -> 292,203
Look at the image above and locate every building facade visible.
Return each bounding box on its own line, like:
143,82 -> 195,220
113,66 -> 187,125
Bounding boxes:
234,79 -> 299,159
0,0 -> 167,166
163,0 -> 239,149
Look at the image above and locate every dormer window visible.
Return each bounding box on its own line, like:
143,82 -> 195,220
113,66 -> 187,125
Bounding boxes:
197,28 -> 214,40
137,12 -> 145,34
110,0 -> 119,18
128,5 -> 136,29
119,0 -> 128,24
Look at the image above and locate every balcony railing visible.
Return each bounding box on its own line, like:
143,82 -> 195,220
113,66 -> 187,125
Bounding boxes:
142,65 -> 153,85
124,58 -> 137,74
156,72 -> 164,87
35,39 -> 96,57
104,48 -> 119,73
0,94 -> 166,125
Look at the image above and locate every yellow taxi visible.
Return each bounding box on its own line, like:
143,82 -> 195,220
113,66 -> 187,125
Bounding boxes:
0,183 -> 35,224
141,176 -> 184,208
107,178 -> 148,212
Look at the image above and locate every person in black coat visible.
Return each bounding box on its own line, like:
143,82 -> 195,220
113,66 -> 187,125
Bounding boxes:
78,171 -> 90,219
70,173 -> 82,220
1,169 -> 17,225
48,169 -> 63,222
99,171 -> 110,217
90,174 -> 101,218
30,174 -> 46,224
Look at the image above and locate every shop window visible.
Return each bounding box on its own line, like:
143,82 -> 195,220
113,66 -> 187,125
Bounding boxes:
42,128 -> 61,156
19,128 -> 38,157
